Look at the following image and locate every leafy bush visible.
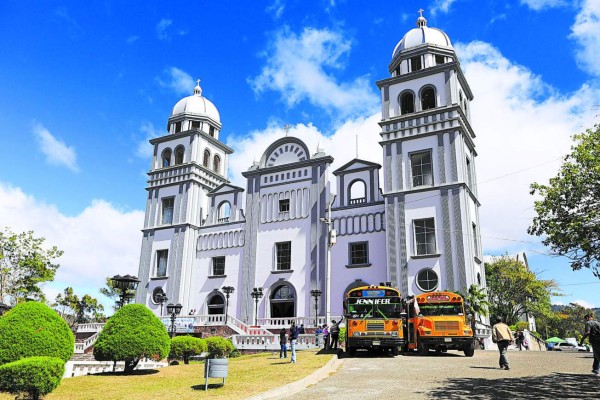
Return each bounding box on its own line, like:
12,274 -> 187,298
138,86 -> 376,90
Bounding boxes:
338,327 -> 346,345
0,356 -> 65,400
0,301 -> 74,365
93,304 -> 170,373
514,321 -> 529,331
170,336 -> 206,364
229,349 -> 241,358
206,336 -> 234,359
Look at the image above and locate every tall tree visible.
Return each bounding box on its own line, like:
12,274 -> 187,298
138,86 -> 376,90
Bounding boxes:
529,124 -> 600,278
485,256 -> 559,327
0,228 -> 62,305
53,288 -> 105,329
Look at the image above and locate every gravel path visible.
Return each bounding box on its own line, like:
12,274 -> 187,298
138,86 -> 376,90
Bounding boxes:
287,349 -> 598,399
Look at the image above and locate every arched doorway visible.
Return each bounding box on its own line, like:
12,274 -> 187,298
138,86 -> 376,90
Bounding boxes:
270,283 -> 295,318
207,293 -> 225,315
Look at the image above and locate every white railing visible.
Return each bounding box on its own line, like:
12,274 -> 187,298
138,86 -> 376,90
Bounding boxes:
77,323 -> 105,333
257,316 -> 341,329
232,334 -> 321,350
74,331 -> 102,354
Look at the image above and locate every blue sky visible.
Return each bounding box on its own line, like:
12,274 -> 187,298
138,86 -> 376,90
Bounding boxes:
1,0 -> 599,312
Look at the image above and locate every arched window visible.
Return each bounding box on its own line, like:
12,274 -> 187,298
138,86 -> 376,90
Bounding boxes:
416,268 -> 439,292
348,180 -> 366,205
421,87 -> 436,110
213,155 -> 221,173
162,148 -> 172,168
203,149 -> 210,167
218,201 -> 231,223
400,92 -> 415,115
175,146 -> 184,165
270,283 -> 295,318
207,294 -> 225,315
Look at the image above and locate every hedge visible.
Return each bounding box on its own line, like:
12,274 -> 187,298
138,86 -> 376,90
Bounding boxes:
0,301 -> 74,365
0,356 -> 65,400
170,336 -> 206,364
206,336 -> 235,359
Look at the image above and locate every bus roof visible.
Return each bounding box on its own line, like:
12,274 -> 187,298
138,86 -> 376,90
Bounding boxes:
414,291 -> 463,302
346,285 -> 401,296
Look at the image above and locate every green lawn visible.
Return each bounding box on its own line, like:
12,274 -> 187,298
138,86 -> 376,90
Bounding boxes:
0,350 -> 334,400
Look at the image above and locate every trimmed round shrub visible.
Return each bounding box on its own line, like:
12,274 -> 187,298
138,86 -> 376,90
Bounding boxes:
93,304 -> 170,373
206,336 -> 235,359
170,336 -> 206,364
0,301 -> 74,365
0,356 -> 65,400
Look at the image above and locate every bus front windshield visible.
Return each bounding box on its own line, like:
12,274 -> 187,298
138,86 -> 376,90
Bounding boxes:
419,302 -> 464,316
346,297 -> 403,319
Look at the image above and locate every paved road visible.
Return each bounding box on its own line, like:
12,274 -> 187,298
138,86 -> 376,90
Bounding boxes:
287,349 -> 598,399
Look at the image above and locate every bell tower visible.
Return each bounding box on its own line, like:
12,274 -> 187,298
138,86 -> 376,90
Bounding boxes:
135,81 -> 234,313
377,12 -> 484,296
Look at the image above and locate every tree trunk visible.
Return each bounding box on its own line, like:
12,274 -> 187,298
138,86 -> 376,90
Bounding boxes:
124,358 -> 140,374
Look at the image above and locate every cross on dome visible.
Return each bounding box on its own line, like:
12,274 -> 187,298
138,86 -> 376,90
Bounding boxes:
284,123 -> 292,136
416,8 -> 427,27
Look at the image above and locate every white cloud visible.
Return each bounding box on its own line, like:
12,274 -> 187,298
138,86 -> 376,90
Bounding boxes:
431,0 -> 459,15
266,0 -> 285,19
520,0 -> 567,11
572,299 -> 596,308
570,0 -> 600,77
455,40 -> 600,252
156,67 -> 195,96
0,182 -> 144,310
136,122 -> 163,159
249,27 -> 378,118
32,123 -> 79,172
156,18 -> 172,40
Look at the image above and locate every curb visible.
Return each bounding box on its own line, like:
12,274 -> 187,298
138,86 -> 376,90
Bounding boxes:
246,353 -> 344,400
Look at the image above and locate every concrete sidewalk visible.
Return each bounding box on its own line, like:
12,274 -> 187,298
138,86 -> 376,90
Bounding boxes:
281,349 -> 597,399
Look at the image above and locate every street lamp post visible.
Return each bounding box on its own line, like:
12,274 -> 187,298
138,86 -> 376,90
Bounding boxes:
222,286 -> 235,321
320,194 -> 337,324
310,289 -> 322,327
250,287 -> 263,326
166,303 -> 182,339
110,274 -> 141,309
156,292 -> 168,316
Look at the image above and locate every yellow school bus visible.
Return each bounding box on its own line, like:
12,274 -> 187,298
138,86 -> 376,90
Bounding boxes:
405,291 -> 474,356
344,285 -> 404,356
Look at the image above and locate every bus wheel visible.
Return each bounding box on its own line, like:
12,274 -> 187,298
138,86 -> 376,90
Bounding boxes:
464,341 -> 475,357
417,337 -> 428,356
347,347 -> 356,357
392,346 -> 399,356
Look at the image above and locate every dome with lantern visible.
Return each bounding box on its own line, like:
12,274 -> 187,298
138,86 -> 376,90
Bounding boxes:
391,11 -> 452,60
171,81 -> 220,123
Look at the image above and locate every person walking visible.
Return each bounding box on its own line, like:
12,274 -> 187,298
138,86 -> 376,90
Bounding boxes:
579,313 -> 600,374
329,317 -> 343,350
279,328 -> 287,359
299,324 -> 305,334
515,330 -> 524,351
315,325 -> 323,347
322,324 -> 329,350
492,316 -> 513,370
289,321 -> 300,363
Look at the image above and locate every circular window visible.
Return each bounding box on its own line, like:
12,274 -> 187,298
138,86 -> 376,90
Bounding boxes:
152,287 -> 166,304
416,269 -> 439,292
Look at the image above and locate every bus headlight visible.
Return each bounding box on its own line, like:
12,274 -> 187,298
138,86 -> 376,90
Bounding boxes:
391,331 -> 398,337
463,330 -> 472,335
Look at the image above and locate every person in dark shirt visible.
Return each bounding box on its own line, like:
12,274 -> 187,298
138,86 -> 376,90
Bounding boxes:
289,322 -> 300,363
329,317 -> 343,350
279,328 -> 287,359
580,313 -> 600,374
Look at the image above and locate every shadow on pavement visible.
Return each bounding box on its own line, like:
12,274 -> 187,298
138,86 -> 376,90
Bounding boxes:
428,372 -> 598,399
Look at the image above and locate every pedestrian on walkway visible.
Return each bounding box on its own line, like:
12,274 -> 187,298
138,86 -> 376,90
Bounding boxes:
579,313 -> 600,374
492,316 -> 513,370
315,325 -> 323,347
289,321 -> 300,363
329,317 -> 343,350
279,328 -> 287,359
322,324 -> 329,349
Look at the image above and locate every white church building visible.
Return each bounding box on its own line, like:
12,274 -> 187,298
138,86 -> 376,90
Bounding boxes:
135,13 -> 485,330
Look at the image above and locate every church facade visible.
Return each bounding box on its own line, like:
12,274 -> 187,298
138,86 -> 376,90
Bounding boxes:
135,14 -> 485,326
